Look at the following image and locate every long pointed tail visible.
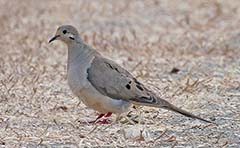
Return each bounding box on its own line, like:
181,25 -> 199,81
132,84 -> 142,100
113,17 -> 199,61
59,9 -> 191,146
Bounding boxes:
163,103 -> 214,124
148,98 -> 216,124
131,96 -> 216,124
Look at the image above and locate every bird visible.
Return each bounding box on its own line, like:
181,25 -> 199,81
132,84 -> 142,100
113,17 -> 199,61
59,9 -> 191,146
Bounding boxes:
49,25 -> 214,124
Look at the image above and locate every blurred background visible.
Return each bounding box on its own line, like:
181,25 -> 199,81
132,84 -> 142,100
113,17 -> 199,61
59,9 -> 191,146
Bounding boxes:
0,0 -> 239,147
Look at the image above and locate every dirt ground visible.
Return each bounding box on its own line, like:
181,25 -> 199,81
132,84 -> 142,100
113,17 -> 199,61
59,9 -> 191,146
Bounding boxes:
0,0 -> 240,147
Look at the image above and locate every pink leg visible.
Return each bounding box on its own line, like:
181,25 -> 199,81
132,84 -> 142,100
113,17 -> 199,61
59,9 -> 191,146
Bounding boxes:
92,112 -> 113,124
81,112 -> 113,124
92,112 -> 112,124
94,112 -> 112,124
88,113 -> 105,124
104,112 -> 112,117
95,113 -> 105,120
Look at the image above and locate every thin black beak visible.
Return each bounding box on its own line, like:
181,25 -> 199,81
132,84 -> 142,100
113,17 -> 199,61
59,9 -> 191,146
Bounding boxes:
49,35 -> 60,43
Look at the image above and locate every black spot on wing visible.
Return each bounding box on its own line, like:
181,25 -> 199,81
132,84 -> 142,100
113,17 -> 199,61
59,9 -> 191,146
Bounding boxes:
133,78 -> 141,85
105,62 -> 122,73
125,84 -> 131,90
105,62 -> 114,69
114,67 -> 120,73
136,84 -> 144,91
130,95 -> 156,104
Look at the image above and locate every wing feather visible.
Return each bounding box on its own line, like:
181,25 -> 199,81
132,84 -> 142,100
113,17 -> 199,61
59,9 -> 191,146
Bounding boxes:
87,56 -> 157,104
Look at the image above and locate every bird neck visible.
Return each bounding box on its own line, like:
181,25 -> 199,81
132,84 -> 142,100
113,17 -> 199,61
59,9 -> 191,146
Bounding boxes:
67,41 -> 97,67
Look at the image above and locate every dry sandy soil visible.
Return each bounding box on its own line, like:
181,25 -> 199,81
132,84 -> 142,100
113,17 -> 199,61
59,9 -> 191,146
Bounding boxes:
0,0 -> 240,147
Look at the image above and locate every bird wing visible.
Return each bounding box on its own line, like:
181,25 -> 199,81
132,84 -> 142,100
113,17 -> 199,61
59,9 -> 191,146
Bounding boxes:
87,55 -> 159,105
86,55 -> 214,124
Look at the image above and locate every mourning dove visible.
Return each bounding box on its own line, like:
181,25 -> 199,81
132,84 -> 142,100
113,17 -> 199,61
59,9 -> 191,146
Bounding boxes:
49,25 -> 214,124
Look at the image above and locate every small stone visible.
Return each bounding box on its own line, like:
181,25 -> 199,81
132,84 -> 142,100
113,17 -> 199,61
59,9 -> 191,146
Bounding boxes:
122,125 -> 151,142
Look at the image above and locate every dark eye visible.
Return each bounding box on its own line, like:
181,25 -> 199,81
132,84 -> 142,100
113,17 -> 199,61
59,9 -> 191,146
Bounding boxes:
63,30 -> 67,34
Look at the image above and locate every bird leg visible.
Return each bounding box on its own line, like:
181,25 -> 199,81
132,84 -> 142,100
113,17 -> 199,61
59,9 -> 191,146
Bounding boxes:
104,112 -> 112,117
87,113 -> 105,124
95,112 -> 112,124
88,112 -> 112,124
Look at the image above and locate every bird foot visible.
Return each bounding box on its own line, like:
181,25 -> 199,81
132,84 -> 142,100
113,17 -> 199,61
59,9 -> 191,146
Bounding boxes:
79,119 -> 111,125
91,119 -> 111,124
79,112 -> 113,125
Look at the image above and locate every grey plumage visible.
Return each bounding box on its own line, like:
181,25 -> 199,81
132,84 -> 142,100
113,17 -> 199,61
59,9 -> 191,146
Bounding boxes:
87,55 -> 213,123
49,25 -> 214,124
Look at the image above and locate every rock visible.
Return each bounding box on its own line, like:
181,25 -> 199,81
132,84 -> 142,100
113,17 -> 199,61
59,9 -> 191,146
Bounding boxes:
122,125 -> 151,142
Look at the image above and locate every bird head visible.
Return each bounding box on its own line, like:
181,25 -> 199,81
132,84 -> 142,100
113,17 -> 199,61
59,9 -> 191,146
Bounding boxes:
49,25 -> 81,45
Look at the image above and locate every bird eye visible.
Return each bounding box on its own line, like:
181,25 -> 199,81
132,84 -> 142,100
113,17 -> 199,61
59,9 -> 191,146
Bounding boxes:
63,30 -> 67,34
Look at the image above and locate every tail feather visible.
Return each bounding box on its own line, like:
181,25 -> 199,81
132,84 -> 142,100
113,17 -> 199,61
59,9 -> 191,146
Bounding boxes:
150,98 -> 216,124
131,96 -> 216,124
164,103 -> 215,124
